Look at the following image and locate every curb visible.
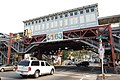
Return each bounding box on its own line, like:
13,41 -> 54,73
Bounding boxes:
0,77 -> 14,80
97,74 -> 112,80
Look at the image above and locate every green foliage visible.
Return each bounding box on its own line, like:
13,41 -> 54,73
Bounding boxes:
62,50 -> 81,60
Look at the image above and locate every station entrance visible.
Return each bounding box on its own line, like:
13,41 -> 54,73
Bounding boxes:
21,24 -> 118,72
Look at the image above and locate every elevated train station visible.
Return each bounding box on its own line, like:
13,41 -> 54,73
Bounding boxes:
0,4 -> 120,72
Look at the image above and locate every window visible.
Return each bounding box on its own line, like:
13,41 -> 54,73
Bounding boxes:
74,17 -> 78,24
32,21 -> 34,24
46,23 -> 49,29
80,15 -> 85,23
47,18 -> 49,21
18,60 -> 30,66
59,20 -> 63,27
64,19 -> 68,26
41,62 -> 45,66
55,16 -> 58,19
42,24 -> 45,30
50,22 -> 54,28
80,10 -> 83,14
43,19 -> 45,22
60,15 -> 63,18
91,8 -> 94,12
36,20 -> 38,24
70,12 -> 73,16
38,25 -> 41,30
28,22 -> 30,25
70,17 -> 74,25
65,13 -> 68,17
54,21 -> 57,27
86,9 -> 89,13
51,17 -> 54,20
39,20 -> 41,23
31,61 -> 39,66
74,12 -> 78,15
45,62 -> 50,66
25,23 -> 27,26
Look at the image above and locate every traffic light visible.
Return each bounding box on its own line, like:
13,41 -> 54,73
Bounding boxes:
28,29 -> 32,38
16,34 -> 20,40
24,29 -> 28,37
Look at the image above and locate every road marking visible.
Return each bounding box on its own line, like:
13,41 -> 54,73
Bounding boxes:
86,75 -> 90,77
79,75 -> 91,80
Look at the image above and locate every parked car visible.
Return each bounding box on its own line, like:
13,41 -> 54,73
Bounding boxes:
16,60 -> 55,78
75,61 -> 89,67
65,60 -> 74,65
0,64 -> 16,72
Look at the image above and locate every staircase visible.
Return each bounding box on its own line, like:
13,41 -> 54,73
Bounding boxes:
0,51 -> 7,64
3,41 -> 39,53
42,54 -> 52,64
80,38 -> 120,52
80,39 -> 99,49
113,34 -> 120,52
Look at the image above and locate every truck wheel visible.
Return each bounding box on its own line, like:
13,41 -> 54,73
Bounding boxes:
34,71 -> 39,78
1,68 -> 5,72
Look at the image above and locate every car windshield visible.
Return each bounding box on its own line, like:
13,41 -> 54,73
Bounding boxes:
18,60 -> 30,66
1,64 -> 7,67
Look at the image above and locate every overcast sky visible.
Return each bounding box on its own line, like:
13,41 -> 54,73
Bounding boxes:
0,0 -> 120,34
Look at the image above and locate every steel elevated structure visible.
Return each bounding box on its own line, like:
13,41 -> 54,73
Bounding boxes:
0,4 -> 120,72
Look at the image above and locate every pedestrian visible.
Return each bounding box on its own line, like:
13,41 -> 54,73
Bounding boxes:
115,59 -> 120,73
115,59 -> 118,66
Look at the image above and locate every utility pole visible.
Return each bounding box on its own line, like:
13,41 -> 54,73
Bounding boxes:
7,33 -> 13,64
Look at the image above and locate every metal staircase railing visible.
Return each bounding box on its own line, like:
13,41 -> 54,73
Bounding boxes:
42,54 -> 52,64
2,40 -> 38,53
0,51 -> 7,64
80,39 -> 99,49
114,42 -> 120,52
80,39 -> 116,49
3,41 -> 19,53
113,34 -> 120,52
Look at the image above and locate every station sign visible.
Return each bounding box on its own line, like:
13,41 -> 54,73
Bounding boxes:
46,32 -> 63,42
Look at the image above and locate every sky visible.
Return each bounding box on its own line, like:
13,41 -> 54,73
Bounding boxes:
0,0 -> 120,34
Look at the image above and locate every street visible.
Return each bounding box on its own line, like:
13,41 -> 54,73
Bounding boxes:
0,71 -> 98,80
0,65 -> 120,80
0,65 -> 99,80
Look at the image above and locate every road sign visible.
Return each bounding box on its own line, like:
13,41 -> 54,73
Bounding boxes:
96,35 -> 105,39
98,47 -> 105,59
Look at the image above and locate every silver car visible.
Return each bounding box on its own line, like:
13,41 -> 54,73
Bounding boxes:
0,64 -> 15,72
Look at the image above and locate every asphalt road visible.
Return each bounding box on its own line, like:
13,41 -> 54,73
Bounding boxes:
0,65 -> 115,80
0,71 -> 97,80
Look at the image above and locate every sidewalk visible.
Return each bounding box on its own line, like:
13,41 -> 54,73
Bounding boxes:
97,74 -> 120,80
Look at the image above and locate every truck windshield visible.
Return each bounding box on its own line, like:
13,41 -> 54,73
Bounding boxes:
18,60 -> 30,66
